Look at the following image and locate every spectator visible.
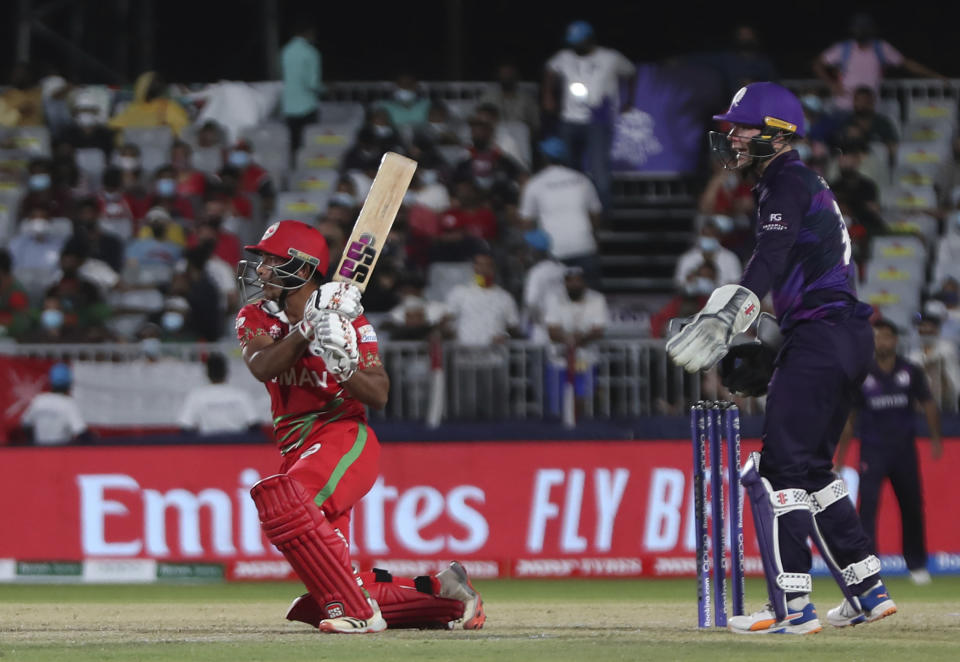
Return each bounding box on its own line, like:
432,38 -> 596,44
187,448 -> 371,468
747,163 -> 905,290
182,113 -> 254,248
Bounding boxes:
521,229 -> 566,343
170,246 -> 222,341
379,72 -> 431,129
8,205 -> 67,297
519,137 -> 602,287
385,272 -> 451,341
71,197 -> 124,273
0,248 -> 30,340
59,90 -> 116,157
932,277 -> 960,346
697,161 -> 755,262
45,237 -> 113,334
907,301 -> 960,410
194,120 -> 226,149
829,139 -> 885,236
342,127 -> 390,179
96,167 -> 137,240
281,22 -> 322,157
478,62 -> 540,135
412,101 -> 465,151
543,266 -> 609,417
452,112 -> 525,210
444,180 -> 498,241
814,13 -> 945,110
316,219 -> 346,279
406,167 -> 451,213
211,171 -> 253,219
719,24 -> 778,96
651,262 -> 717,338
839,86 -> 899,157
0,62 -> 44,127
542,21 -> 636,212
177,352 -> 261,435
142,165 -> 195,223
170,141 -> 208,197
935,137 -> 960,212
124,209 -> 183,286
41,75 -> 73,138
474,102 -> 529,170
933,216 -> 960,291
18,157 -> 72,220
108,71 -> 189,136
445,251 -> 519,346
19,363 -> 89,445
224,140 -> 275,200
21,295 -> 85,343
187,214 -> 241,313
135,205 -> 188,247
674,217 -> 742,288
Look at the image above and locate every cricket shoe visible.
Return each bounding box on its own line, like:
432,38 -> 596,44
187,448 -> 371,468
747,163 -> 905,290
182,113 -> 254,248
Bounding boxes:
728,599 -> 822,635
286,593 -> 322,628
827,581 -> 897,627
436,561 -> 486,630
318,598 -> 387,634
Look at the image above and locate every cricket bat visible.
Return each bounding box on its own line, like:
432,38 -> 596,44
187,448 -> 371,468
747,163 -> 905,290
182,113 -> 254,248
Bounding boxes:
333,152 -> 417,291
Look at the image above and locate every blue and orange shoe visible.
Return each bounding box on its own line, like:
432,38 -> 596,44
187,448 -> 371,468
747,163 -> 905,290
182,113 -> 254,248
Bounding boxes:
728,599 -> 822,635
827,581 -> 897,627
436,561 -> 486,630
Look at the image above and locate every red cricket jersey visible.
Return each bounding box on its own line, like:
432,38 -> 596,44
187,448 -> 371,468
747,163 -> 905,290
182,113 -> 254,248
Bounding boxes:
235,300 -> 383,455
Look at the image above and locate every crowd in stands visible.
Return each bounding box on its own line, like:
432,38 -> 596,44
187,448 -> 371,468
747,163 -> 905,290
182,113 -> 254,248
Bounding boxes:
2,12 -> 960,411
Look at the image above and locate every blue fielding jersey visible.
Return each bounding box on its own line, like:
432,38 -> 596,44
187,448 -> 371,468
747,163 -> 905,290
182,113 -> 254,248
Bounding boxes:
741,150 -> 873,331
854,357 -> 931,450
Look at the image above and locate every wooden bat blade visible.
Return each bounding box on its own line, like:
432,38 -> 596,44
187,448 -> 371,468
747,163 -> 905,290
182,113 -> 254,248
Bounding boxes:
333,152 -> 417,292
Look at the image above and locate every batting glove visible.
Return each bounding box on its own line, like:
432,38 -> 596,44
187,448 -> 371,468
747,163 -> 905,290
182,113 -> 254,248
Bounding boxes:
308,311 -> 360,382
305,282 -> 364,323
666,284 -> 761,373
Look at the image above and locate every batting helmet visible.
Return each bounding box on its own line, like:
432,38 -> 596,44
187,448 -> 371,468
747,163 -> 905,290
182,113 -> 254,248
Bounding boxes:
238,220 -> 330,302
713,82 -> 805,138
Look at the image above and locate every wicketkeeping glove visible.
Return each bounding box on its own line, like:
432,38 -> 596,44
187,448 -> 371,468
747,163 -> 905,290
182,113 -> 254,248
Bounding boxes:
308,311 -> 360,382
666,284 -> 761,373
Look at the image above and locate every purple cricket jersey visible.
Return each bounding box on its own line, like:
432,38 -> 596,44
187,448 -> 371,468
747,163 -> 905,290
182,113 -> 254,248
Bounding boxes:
854,357 -> 932,450
741,150 -> 873,331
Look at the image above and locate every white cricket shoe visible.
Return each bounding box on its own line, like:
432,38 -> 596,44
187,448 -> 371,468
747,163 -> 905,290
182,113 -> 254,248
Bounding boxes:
728,598 -> 822,635
436,561 -> 486,630
318,598 -> 387,634
910,569 -> 932,585
827,581 -> 897,627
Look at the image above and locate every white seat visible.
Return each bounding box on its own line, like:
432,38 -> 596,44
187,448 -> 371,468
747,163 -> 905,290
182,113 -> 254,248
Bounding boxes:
896,141 -> 949,169
288,169 -> 339,193
75,148 -> 106,187
122,126 -> 174,151
882,211 -> 938,245
295,145 -> 349,170
906,98 -> 958,126
870,235 -> 927,265
274,191 -> 330,222
140,145 -> 169,175
193,147 -> 222,174
302,123 -> 356,151
11,126 -> 51,156
902,118 -> 954,144
885,185 -> 937,211
0,188 -> 24,243
864,259 -> 925,286
317,102 -> 365,130
240,122 -> 290,151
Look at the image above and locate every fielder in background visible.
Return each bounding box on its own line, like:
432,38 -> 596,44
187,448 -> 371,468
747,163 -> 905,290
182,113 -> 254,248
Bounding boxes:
667,82 -> 894,634
19,362 -> 90,445
835,319 -> 943,585
177,352 -> 263,436
235,220 -> 485,634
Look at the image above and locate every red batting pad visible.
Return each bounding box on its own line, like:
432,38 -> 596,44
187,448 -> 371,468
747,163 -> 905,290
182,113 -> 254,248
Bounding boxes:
251,474 -> 372,619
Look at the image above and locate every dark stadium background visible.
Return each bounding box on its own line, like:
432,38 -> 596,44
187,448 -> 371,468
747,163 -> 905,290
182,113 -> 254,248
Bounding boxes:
0,0 -> 956,84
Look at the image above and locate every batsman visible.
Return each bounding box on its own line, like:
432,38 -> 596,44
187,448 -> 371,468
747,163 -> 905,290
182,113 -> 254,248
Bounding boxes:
235,219 -> 485,634
668,82 -> 895,634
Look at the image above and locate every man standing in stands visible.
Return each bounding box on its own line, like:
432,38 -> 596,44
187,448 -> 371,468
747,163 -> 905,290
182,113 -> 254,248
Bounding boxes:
282,21 -> 322,160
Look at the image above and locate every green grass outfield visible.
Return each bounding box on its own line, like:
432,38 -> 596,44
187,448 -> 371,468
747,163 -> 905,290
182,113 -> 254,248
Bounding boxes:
2,577 -> 959,661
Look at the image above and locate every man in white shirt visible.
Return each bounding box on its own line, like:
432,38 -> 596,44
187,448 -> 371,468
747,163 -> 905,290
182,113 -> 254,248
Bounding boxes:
519,137 -> 603,287
521,229 -> 566,343
673,217 -> 742,288
20,363 -> 89,445
178,352 -> 261,435
542,21 -> 636,211
543,267 -> 609,416
445,252 -> 519,346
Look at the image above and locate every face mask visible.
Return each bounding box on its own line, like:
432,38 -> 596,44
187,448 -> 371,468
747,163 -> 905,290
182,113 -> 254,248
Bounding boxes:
698,236 -> 720,253
155,178 -> 177,197
420,169 -> 438,185
118,156 -> 140,171
710,215 -> 734,234
372,124 -> 393,138
141,337 -> 162,358
331,192 -> 356,207
161,311 -> 185,333
394,89 -> 417,103
25,217 -> 51,236
41,308 -> 64,330
29,173 -> 51,191
228,150 -> 250,168
77,112 -> 98,128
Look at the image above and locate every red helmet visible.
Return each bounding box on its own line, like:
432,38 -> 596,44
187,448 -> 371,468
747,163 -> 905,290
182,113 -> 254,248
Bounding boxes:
245,220 -> 330,274
237,220 -> 330,302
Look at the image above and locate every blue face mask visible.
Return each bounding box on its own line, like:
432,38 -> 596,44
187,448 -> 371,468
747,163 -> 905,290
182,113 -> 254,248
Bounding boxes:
41,308 -> 64,330
420,169 -> 438,185
394,89 -> 417,104
698,236 -> 720,253
228,150 -> 250,168
29,173 -> 52,191
155,178 -> 177,197
161,311 -> 184,333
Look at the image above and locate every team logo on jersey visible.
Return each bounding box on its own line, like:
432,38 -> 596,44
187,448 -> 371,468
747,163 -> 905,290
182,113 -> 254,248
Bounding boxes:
235,316 -> 246,329
358,324 -> 377,343
269,323 -> 282,339
300,443 -> 321,459
262,222 -> 279,240
896,370 -> 911,387
863,374 -> 877,391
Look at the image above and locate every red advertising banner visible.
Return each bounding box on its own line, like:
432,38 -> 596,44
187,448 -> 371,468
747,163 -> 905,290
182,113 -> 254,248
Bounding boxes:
0,356 -> 56,443
0,440 -> 956,578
